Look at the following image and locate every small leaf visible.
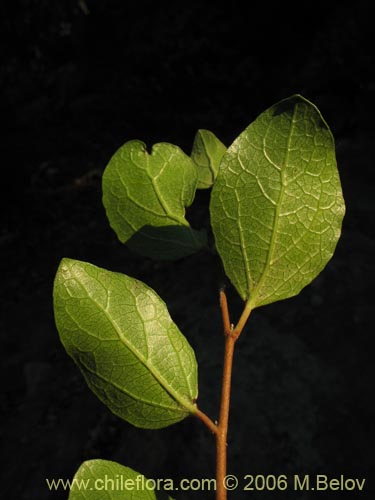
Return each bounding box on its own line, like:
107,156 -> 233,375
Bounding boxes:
69,459 -> 174,499
210,95 -> 345,308
53,259 -> 198,429
102,140 -> 207,260
191,129 -> 226,189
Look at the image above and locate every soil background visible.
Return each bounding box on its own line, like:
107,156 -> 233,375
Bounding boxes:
1,1 -> 374,499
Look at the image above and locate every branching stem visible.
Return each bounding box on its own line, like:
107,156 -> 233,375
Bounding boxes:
216,290 -> 252,500
194,290 -> 252,500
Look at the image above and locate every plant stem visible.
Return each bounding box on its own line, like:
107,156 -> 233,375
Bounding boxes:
195,291 -> 252,499
215,290 -> 252,500
216,333 -> 236,500
220,288 -> 231,335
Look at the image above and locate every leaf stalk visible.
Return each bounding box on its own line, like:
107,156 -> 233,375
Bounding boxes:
194,408 -> 218,435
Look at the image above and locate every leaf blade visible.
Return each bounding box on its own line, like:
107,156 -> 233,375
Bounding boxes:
210,95 -> 345,308
68,459 -> 174,499
54,259 -> 198,429
102,140 -> 207,259
191,129 -> 226,189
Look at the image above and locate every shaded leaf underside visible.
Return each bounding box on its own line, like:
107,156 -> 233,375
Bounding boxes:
102,140 -> 206,259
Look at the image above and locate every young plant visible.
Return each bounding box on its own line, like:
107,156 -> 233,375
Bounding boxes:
53,95 -> 345,499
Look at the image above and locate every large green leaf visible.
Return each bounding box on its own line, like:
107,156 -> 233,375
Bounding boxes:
68,460 -> 174,499
190,129 -> 226,189
210,95 -> 345,308
102,140 -> 207,260
53,259 -> 198,429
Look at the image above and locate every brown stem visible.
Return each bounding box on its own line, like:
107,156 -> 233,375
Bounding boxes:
215,291 -> 252,500
220,289 -> 231,335
194,291 -> 252,500
216,333 -> 236,500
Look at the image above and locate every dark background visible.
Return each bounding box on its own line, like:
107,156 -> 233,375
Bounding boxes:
1,1 -> 374,498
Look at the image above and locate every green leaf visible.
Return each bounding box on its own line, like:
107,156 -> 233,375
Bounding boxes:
210,95 -> 345,308
190,129 -> 226,189
102,140 -> 207,260
68,459 -> 174,499
53,259 -> 198,429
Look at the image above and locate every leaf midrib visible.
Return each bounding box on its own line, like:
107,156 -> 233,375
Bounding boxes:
81,358 -> 186,413
71,277 -> 196,415
233,177 -> 253,296
249,106 -> 297,308
147,153 -> 189,227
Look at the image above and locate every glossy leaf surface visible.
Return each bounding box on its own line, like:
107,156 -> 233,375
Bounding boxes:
102,140 -> 207,260
69,459 -> 174,499
191,129 -> 226,189
210,95 -> 345,308
54,259 -> 198,429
